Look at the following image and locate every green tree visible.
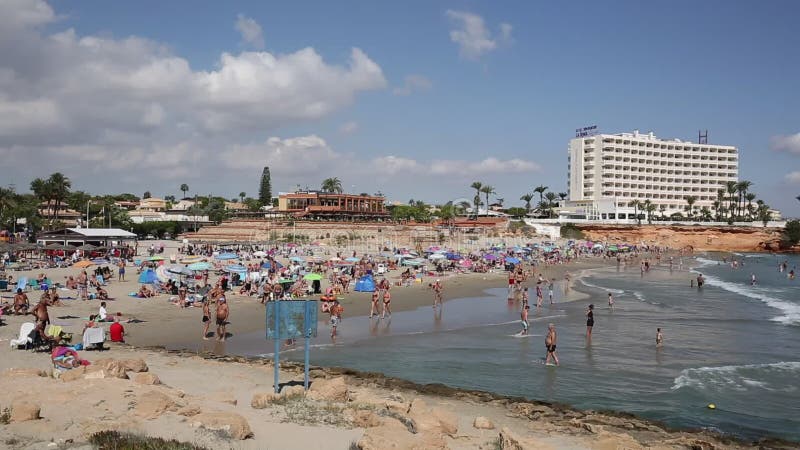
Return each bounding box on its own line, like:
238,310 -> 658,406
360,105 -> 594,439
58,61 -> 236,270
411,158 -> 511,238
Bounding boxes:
533,185 -> 548,212
470,181 -> 483,218
480,185 -> 495,215
321,177 -> 343,193
180,184 -> 189,199
30,177 -> 53,219
630,200 -> 641,225
520,193 -> 533,214
757,204 -> 772,227
505,207 -> 527,219
725,181 -> 737,219
781,220 -> 800,247
736,180 -> 752,219
642,199 -> 654,224
684,196 -> 698,220
557,192 -> 567,203
544,192 -> 558,218
258,167 -> 271,205
744,193 -> 756,220
238,192 -> 246,203
143,191 -> 152,199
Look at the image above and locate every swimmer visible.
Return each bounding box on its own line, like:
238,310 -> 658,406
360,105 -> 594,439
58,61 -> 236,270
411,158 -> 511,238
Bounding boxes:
607,292 -> 614,310
656,327 -> 664,347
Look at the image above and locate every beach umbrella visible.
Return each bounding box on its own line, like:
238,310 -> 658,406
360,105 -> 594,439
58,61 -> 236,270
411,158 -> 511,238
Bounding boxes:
45,243 -> 66,250
483,254 -> 497,261
253,250 -> 267,257
286,243 -> 298,248
138,269 -> 158,284
445,253 -> 461,260
505,257 -> 521,264
179,256 -> 202,264
188,262 -> 212,271
147,255 -> 165,261
224,264 -> 247,273
290,256 -> 305,262
429,253 -> 445,260
345,257 -> 360,262
76,244 -> 97,251
167,264 -> 193,276
303,273 -> 323,281
91,258 -> 110,265
215,253 -> 238,260
72,260 -> 95,268
458,259 -> 473,268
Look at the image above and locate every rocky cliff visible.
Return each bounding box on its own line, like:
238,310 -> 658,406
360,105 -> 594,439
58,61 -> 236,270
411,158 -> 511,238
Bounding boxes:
576,224 -> 785,252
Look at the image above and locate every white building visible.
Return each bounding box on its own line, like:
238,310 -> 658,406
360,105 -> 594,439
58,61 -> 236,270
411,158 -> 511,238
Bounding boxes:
566,130 -> 738,220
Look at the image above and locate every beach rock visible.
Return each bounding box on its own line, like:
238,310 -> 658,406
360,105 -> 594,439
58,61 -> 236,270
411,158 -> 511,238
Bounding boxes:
59,367 -> 87,382
405,400 -> 458,437
384,400 -> 408,414
135,390 -> 176,419
209,391 -> 238,406
177,405 -> 202,417
508,402 -> 553,417
308,377 -> 348,402
86,360 -> 128,379
2,368 -> 48,378
10,401 -> 41,422
473,416 -> 495,430
134,372 -> 161,385
122,358 -> 149,373
191,412 -> 253,440
251,392 -> 281,409
431,408 -> 458,436
407,398 -> 428,414
347,409 -> 382,428
357,418 -> 445,450
499,427 -> 524,450
592,431 -> 644,450
281,384 -> 306,398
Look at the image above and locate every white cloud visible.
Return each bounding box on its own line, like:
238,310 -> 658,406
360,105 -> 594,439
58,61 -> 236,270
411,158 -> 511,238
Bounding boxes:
785,171 -> 800,184
235,14 -> 265,49
771,133 -> 800,155
445,10 -> 511,60
339,121 -> 359,135
218,135 -> 341,175
393,74 -> 432,96
372,156 -> 420,174
429,157 -> 540,176
0,0 -> 386,147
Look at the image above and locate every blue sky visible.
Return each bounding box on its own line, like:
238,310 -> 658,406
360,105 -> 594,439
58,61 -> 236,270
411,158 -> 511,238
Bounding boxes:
1,0 -> 798,216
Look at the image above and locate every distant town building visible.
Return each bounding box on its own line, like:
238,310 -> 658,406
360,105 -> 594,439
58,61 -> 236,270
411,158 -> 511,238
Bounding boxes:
564,130 -> 739,220
278,191 -> 388,220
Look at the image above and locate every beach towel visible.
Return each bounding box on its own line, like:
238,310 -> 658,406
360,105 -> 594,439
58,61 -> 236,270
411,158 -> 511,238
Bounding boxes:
16,277 -> 27,292
82,327 -> 104,348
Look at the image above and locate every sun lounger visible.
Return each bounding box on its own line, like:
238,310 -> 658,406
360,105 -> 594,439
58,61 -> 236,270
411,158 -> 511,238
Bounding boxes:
16,277 -> 27,292
10,322 -> 35,349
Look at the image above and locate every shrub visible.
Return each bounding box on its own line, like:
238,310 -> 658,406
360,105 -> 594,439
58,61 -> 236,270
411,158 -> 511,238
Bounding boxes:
88,431 -> 207,450
560,223 -> 584,239
782,220 -> 800,248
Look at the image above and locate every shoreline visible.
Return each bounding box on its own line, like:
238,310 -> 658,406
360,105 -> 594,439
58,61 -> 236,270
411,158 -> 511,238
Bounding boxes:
131,344 -> 800,449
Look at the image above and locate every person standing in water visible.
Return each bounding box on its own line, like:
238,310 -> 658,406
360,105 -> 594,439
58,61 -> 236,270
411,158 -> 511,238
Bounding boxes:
656,327 -> 664,348
607,292 -> 614,310
369,290 -> 380,318
586,304 -> 594,341
432,279 -> 443,308
751,273 -> 757,285
696,273 -> 705,288
548,278 -> 555,305
545,323 -> 559,366
520,305 -> 530,335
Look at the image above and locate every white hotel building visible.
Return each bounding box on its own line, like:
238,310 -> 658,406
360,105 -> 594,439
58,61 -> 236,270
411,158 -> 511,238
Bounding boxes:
564,130 -> 738,220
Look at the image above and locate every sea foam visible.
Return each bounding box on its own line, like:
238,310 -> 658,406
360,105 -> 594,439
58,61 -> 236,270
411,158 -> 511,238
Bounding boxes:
696,272 -> 800,326
672,361 -> 800,392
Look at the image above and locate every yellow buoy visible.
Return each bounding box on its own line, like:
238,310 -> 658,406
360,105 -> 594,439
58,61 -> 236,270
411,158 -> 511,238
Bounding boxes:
707,403 -> 716,410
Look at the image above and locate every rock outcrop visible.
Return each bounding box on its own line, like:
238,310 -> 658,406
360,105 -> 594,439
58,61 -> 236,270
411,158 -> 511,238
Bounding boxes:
190,412 -> 253,440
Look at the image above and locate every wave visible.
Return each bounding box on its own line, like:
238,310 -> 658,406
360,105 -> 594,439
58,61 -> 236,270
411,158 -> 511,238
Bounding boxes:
579,278 -> 624,294
692,272 -> 800,326
672,362 -> 800,392
693,257 -> 718,268
632,291 -> 661,306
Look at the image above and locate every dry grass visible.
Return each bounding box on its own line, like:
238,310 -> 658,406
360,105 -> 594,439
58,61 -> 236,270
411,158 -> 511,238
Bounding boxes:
88,431 -> 208,450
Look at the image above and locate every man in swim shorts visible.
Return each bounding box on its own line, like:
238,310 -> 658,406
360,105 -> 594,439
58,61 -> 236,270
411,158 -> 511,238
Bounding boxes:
545,323 -> 559,365
520,305 -> 530,335
216,297 -> 229,341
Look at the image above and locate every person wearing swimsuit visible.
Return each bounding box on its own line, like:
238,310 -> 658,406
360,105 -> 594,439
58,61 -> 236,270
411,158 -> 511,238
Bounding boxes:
586,304 -> 594,341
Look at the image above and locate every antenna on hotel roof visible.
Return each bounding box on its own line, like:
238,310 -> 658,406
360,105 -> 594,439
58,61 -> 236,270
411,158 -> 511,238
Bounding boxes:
698,129 -> 708,144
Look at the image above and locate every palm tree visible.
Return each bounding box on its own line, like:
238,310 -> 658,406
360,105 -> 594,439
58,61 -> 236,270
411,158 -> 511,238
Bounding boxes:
457,200 -> 472,217
685,196 -> 698,220
321,177 -> 343,193
642,199 -> 653,224
700,206 -> 712,221
725,181 -> 737,219
714,189 -> 725,221
180,184 -> 189,199
520,193 -> 534,214
46,172 -> 71,222
30,177 -> 52,219
736,180 -> 752,219
658,204 -> 666,220
630,200 -> 641,225
557,192 -> 567,205
744,193 -> 756,220
480,185 -> 495,215
470,181 -> 483,219
239,192 -> 246,203
0,187 -> 16,224
544,192 -> 558,218
533,185 -> 548,209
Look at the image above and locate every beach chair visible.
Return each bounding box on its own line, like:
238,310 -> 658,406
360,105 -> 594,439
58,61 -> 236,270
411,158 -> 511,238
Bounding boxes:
10,322 -> 35,349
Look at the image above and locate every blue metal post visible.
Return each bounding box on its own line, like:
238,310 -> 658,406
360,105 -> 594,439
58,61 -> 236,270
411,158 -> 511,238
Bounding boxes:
273,301 -> 280,394
304,300 -> 311,390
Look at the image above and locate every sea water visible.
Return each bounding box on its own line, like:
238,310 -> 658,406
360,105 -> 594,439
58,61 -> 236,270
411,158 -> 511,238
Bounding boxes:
223,254 -> 800,442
